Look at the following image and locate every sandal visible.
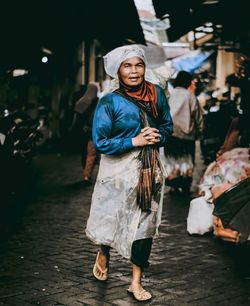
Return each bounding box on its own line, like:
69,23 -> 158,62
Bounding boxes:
93,251 -> 108,281
127,286 -> 152,302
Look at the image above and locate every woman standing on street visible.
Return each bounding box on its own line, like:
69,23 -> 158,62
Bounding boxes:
85,45 -> 173,302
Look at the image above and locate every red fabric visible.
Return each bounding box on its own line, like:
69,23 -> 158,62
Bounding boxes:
121,80 -> 158,118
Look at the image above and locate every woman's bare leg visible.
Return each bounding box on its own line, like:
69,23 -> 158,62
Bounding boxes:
131,264 -> 142,291
128,264 -> 152,301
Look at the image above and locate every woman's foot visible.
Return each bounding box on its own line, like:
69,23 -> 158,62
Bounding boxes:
93,250 -> 108,281
127,285 -> 152,302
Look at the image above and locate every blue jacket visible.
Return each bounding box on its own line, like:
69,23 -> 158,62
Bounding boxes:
92,85 -> 173,155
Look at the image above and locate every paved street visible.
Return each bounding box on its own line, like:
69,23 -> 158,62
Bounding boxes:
0,148 -> 250,306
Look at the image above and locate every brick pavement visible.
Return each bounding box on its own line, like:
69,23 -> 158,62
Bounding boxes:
0,148 -> 250,306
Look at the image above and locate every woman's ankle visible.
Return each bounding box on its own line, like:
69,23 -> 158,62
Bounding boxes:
130,281 -> 142,291
131,263 -> 142,290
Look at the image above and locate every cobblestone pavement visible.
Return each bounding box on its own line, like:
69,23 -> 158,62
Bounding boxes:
0,148 -> 250,306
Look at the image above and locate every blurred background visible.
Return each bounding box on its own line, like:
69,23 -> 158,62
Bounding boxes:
0,0 -> 250,232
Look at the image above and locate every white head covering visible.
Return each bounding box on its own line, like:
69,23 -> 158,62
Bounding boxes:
103,44 -> 147,79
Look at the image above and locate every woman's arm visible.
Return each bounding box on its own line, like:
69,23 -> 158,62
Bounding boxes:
190,92 -> 203,137
92,96 -> 134,155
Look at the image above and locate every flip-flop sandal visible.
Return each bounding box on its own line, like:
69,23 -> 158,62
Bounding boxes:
127,287 -> 152,302
93,251 -> 108,281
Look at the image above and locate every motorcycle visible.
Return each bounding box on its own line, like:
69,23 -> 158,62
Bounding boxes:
0,106 -> 43,202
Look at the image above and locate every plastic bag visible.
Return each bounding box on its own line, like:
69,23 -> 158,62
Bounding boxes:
187,196 -> 214,235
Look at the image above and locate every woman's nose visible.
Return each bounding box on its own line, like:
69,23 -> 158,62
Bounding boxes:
130,66 -> 137,73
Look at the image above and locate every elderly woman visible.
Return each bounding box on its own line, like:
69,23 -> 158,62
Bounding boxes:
85,45 -> 173,302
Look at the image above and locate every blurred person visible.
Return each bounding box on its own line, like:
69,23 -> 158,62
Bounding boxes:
74,82 -> 99,185
85,45 -> 173,302
226,56 -> 250,147
165,70 -> 203,194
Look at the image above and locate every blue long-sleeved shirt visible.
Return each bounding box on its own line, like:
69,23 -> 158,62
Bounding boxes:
92,85 -> 173,155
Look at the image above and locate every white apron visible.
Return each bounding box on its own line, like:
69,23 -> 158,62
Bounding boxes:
85,149 -> 165,259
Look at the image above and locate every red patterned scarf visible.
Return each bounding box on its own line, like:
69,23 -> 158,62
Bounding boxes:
119,79 -> 158,118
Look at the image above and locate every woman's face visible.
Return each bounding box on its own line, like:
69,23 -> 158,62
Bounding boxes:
118,56 -> 145,87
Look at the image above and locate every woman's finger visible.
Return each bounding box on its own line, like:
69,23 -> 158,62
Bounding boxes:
141,127 -> 159,134
144,133 -> 160,139
141,127 -> 150,133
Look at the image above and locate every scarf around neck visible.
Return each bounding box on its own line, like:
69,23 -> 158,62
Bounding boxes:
114,82 -> 163,212
119,80 -> 158,118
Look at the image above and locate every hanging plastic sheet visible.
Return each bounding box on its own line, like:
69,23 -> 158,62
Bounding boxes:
172,50 -> 214,73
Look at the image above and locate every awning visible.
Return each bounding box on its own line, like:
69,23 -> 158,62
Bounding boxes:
171,50 -> 214,73
152,0 -> 250,50
0,0 -> 145,68
152,0 -> 204,42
